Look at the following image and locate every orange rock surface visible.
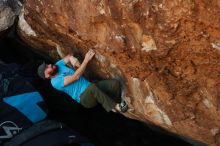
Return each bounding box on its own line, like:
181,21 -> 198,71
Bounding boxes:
18,0 -> 220,145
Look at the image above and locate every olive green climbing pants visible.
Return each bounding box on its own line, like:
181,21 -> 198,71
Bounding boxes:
80,79 -> 121,112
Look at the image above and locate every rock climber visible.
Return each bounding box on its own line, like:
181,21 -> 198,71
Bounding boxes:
37,49 -> 128,113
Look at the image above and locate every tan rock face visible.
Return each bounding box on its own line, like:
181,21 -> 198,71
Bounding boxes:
18,0 -> 220,145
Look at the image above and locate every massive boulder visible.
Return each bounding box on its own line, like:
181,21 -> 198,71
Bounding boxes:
0,0 -> 22,32
18,0 -> 220,145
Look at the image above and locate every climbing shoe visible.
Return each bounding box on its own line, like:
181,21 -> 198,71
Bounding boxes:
119,99 -> 128,113
112,100 -> 128,113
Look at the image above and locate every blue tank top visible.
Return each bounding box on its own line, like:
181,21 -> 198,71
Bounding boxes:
51,59 -> 91,103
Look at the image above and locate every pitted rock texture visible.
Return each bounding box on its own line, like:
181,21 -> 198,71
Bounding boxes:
18,0 -> 220,145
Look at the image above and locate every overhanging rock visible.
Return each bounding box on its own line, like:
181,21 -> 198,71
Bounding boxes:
17,0 -> 220,145
0,0 -> 22,32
